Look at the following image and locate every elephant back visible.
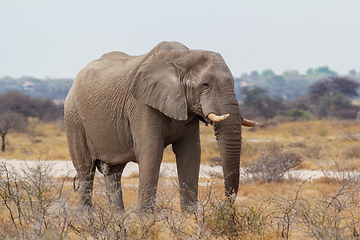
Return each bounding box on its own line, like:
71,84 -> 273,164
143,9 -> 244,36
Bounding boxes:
99,51 -> 135,61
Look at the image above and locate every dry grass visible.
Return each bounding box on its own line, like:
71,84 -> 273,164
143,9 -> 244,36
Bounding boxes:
241,120 -> 360,171
3,119 -> 360,171
1,161 -> 359,239
0,118 -> 70,161
1,119 -> 360,238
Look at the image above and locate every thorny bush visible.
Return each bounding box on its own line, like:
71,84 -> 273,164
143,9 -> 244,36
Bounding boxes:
0,161 -> 360,239
245,151 -> 303,183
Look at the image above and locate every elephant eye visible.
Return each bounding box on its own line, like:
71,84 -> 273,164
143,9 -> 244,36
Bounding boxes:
202,82 -> 210,89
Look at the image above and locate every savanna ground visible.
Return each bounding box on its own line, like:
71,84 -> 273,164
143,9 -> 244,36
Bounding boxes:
1,118 -> 360,239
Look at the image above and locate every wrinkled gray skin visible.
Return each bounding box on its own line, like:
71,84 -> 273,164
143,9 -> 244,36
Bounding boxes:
64,41 -> 243,212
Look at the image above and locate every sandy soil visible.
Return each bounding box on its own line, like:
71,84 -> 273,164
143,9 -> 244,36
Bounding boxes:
0,159 -> 223,179
2,158 -> 356,181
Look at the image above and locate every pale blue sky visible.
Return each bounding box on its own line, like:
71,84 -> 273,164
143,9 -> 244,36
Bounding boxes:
1,0 -> 359,78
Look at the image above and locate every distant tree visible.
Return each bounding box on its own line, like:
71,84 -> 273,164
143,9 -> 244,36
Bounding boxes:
242,87 -> 267,104
250,70 -> 259,78
0,91 -> 33,116
287,95 -> 312,111
0,91 -> 63,121
349,69 -> 357,77
306,66 -> 337,77
309,77 -> 360,119
241,86 -> 284,119
0,111 -> 27,152
260,69 -> 275,78
316,66 -> 337,76
282,70 -> 299,78
306,68 -> 315,77
311,94 -> 358,119
266,75 -> 285,86
264,75 -> 286,99
331,77 -> 360,97
241,73 -> 248,78
309,76 -> 360,101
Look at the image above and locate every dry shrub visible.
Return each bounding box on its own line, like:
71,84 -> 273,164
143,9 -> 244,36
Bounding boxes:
241,140 -> 282,160
268,179 -> 360,239
297,161 -> 318,170
1,160 -> 360,239
302,145 -> 323,159
343,145 -> 360,159
208,156 -> 221,166
295,180 -> 360,239
0,160 -> 276,239
288,141 -> 307,148
241,141 -> 261,158
0,161 -> 71,239
26,117 -> 46,142
263,140 -> 282,154
343,133 -> 360,141
203,202 -> 270,239
245,151 -> 302,183
318,128 -> 328,137
315,158 -> 360,184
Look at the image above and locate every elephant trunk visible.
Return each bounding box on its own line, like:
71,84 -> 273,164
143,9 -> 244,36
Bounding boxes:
213,98 -> 242,201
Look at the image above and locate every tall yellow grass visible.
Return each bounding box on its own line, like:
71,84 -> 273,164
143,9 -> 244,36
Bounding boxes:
1,118 -> 360,171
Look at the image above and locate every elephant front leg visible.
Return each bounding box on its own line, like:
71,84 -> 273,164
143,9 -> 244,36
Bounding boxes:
137,156 -> 162,213
172,129 -> 201,212
130,113 -> 165,213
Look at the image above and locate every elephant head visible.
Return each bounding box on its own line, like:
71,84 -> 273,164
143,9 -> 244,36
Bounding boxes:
131,46 -> 257,201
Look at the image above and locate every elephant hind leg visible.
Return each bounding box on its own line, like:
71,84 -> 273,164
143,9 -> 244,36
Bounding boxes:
73,152 -> 96,208
77,166 -> 96,207
97,161 -> 127,211
65,110 -> 96,208
73,152 -> 96,207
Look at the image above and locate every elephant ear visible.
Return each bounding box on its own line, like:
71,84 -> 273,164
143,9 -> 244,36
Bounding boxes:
131,52 -> 188,121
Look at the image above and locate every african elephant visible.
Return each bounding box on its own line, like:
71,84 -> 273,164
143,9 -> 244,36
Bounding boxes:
64,41 -> 256,212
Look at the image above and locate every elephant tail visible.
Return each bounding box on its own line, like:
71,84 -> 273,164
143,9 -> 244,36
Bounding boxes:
73,174 -> 79,192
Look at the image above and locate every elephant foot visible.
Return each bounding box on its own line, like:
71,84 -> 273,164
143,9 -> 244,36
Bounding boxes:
136,197 -> 157,214
77,203 -> 94,221
181,202 -> 198,214
107,200 -> 125,213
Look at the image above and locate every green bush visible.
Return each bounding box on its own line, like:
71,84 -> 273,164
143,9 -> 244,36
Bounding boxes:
283,108 -> 312,121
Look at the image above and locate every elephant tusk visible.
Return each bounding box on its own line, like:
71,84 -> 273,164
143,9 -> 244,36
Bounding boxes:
242,119 -> 258,127
208,113 -> 230,122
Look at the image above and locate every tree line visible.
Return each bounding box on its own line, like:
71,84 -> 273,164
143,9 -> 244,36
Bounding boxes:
0,91 -> 64,152
235,66 -> 360,101
240,76 -> 360,121
0,76 -> 73,100
0,66 -> 359,151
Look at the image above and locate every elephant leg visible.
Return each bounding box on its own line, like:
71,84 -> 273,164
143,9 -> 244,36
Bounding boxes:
77,167 -> 96,208
97,161 -> 127,211
72,147 -> 95,207
137,156 -> 162,212
65,111 -> 95,208
172,125 -> 201,212
130,114 -> 164,213
133,137 -> 163,212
